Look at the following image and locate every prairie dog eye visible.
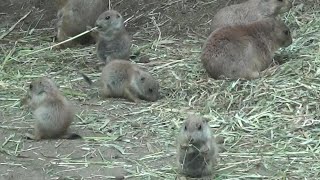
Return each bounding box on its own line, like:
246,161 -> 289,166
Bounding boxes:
184,125 -> 187,131
198,125 -> 202,131
29,84 -> 33,90
105,16 -> 110,20
283,30 -> 290,35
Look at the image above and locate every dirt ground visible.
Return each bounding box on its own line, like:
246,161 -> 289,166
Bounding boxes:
1,0 -> 320,180
0,0 -> 247,37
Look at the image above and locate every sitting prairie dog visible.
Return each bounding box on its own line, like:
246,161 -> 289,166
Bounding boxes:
82,60 -> 159,103
95,10 -> 132,64
176,115 -> 218,178
211,0 -> 292,31
21,77 -> 81,140
56,0 -> 108,48
201,18 -> 292,80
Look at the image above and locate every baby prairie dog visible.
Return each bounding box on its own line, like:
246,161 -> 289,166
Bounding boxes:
177,115 -> 218,178
82,60 -> 159,103
95,10 -> 132,64
22,77 -> 81,140
56,0 -> 108,48
201,18 -> 292,80
211,0 -> 292,31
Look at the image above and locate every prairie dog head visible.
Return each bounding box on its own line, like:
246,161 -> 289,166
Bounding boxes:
95,10 -> 124,33
180,115 -> 212,145
131,69 -> 160,102
261,0 -> 292,14
27,77 -> 60,107
269,18 -> 292,48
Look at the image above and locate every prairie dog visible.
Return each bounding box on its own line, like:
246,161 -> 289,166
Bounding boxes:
22,77 -> 81,140
211,0 -> 292,31
95,10 -> 131,64
201,18 -> 292,80
82,60 -> 159,103
56,0 -> 108,48
176,115 -> 218,177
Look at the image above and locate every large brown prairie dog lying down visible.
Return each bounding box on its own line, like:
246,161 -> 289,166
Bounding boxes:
95,10 -> 132,64
21,77 -> 81,140
211,0 -> 292,31
176,115 -> 218,178
201,18 -> 292,80
82,60 -> 159,103
56,0 -> 108,48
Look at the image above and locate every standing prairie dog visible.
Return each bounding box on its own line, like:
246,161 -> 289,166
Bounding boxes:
82,60 -> 159,103
176,115 -> 218,178
201,18 -> 292,80
56,0 -> 108,48
21,77 -> 81,140
211,0 -> 292,31
95,10 -> 132,64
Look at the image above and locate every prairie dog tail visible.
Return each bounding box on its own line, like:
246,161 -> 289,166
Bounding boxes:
80,72 -> 103,88
62,133 -> 82,140
81,73 -> 94,85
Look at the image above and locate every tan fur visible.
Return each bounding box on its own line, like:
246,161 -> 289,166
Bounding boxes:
55,0 -> 68,9
22,77 -> 79,140
95,10 -> 131,64
176,115 -> 218,178
211,0 -> 292,31
56,0 -> 108,48
82,60 -> 159,103
201,18 -> 292,80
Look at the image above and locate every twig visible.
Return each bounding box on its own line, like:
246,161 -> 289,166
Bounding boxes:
0,11 -> 32,40
151,16 -> 162,51
21,27 -> 98,57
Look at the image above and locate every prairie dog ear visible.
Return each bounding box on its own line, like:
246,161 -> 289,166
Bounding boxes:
202,117 -> 210,123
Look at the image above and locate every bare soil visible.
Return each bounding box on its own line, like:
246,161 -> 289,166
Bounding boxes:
0,0 -> 246,37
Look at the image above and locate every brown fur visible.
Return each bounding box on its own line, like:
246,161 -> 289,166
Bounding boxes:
201,18 -> 292,80
211,0 -> 292,31
176,115 -> 218,178
95,10 -> 131,64
56,0 -> 108,48
55,0 -> 68,9
82,60 -> 159,103
21,77 -> 80,140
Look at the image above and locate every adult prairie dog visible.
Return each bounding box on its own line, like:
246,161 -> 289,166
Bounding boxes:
95,10 -> 132,64
82,60 -> 159,103
176,115 -> 218,178
211,0 -> 292,31
22,77 -> 81,140
56,0 -> 108,48
201,18 -> 292,80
